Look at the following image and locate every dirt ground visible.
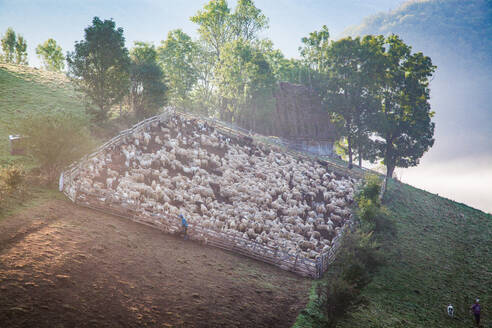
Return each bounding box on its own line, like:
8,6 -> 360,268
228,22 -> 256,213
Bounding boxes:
0,198 -> 311,328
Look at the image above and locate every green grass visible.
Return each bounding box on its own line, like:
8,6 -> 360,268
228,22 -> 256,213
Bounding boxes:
293,284 -> 328,328
0,63 -> 85,165
0,186 -> 64,221
335,179 -> 492,328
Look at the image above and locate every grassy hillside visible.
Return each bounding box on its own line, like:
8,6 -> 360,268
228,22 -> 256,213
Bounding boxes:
336,179 -> 492,327
0,63 -> 85,165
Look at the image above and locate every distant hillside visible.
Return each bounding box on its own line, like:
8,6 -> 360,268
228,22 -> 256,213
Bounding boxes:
337,179 -> 492,328
0,64 -> 84,164
343,0 -> 492,70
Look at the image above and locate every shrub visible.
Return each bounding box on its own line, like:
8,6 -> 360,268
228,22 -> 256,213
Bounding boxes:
13,108 -> 95,182
0,165 -> 24,191
335,230 -> 382,287
355,174 -> 396,236
303,229 -> 382,327
357,174 -> 381,203
0,164 -> 26,206
317,276 -> 358,327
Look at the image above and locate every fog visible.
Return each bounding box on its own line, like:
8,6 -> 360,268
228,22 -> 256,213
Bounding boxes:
397,51 -> 492,214
400,156 -> 492,214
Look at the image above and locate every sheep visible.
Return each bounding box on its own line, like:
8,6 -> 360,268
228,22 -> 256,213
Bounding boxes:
74,111 -> 359,260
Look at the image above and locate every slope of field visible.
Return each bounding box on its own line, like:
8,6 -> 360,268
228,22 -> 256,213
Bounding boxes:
0,63 -> 84,164
336,179 -> 492,328
0,190 -> 310,328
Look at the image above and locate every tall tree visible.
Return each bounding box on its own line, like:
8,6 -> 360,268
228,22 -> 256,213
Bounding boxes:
300,25 -> 330,74
188,43 -> 217,116
190,0 -> 267,59
66,17 -> 130,121
15,35 -> 28,65
299,25 -> 330,90
324,36 -> 383,168
158,29 -> 198,108
190,0 -> 232,58
129,42 -> 167,120
1,28 -> 28,65
1,27 -> 17,63
215,39 -> 276,132
374,35 -> 436,178
36,38 -> 65,71
231,0 -> 268,41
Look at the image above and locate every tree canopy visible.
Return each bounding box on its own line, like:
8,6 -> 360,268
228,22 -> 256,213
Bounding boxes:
66,17 -> 130,121
36,38 -> 65,71
129,42 -> 167,120
1,27 -> 28,65
324,35 -> 384,168
373,35 -> 436,178
215,38 -> 276,132
158,29 -> 198,108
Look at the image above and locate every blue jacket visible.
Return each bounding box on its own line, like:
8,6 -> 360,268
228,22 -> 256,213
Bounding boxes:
181,217 -> 188,228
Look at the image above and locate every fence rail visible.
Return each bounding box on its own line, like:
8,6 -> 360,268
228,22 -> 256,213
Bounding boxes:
60,108 -> 349,278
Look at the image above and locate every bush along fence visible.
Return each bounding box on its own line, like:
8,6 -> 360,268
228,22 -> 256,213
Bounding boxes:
60,108 -> 351,279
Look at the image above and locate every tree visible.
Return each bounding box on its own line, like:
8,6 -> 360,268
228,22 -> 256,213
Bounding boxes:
299,25 -> 330,90
260,39 -> 310,85
190,0 -> 267,58
190,0 -> 232,58
66,17 -> 130,121
215,39 -> 276,133
300,25 -> 330,74
189,0 -> 274,121
374,35 -> 436,178
129,42 -> 167,120
1,28 -> 17,63
36,38 -> 65,71
324,35 -> 383,168
15,35 -> 28,65
1,27 -> 28,65
231,0 -> 268,41
158,29 -> 198,107
188,43 -> 217,116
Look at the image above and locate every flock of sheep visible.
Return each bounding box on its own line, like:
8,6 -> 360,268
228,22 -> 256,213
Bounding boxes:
74,113 -> 358,260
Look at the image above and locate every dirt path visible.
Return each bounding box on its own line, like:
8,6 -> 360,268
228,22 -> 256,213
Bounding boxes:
0,198 -> 310,328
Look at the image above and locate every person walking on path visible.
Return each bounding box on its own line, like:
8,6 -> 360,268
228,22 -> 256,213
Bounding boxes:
179,214 -> 188,240
471,298 -> 481,327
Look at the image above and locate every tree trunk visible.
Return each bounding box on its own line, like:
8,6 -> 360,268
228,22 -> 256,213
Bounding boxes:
385,135 -> 395,178
358,150 -> 362,168
347,134 -> 353,169
386,162 -> 395,179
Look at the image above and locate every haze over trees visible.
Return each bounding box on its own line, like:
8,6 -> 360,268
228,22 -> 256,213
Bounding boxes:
62,0 -> 436,176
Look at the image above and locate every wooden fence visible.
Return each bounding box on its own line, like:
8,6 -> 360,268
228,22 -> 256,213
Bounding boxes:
60,108 -> 349,279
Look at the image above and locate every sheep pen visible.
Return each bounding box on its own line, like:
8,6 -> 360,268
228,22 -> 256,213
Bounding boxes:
61,110 -> 360,278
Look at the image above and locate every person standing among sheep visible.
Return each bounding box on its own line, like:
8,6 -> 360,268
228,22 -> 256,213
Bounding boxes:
179,214 -> 188,240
